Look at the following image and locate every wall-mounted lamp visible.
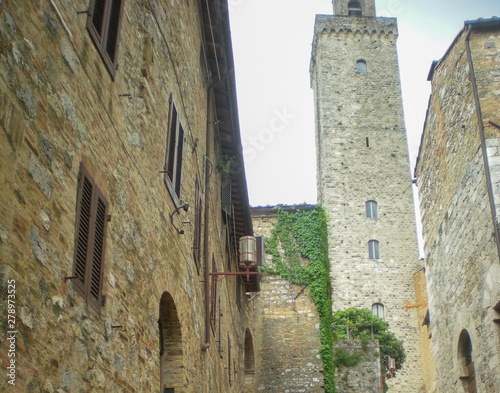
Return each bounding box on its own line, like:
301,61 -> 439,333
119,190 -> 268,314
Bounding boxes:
170,204 -> 189,234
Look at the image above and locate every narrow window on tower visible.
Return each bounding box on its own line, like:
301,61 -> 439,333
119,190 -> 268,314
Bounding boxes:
366,200 -> 378,218
368,240 -> 380,259
372,303 -> 385,320
348,1 -> 362,16
357,59 -> 367,73
366,137 -> 370,147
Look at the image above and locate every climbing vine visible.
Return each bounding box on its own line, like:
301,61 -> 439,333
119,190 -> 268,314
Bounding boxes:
261,206 -> 336,393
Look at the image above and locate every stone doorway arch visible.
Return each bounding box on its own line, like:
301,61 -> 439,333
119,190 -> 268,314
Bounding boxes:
159,292 -> 184,393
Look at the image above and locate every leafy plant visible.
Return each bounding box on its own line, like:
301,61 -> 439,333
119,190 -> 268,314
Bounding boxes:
332,308 -> 406,371
216,154 -> 233,174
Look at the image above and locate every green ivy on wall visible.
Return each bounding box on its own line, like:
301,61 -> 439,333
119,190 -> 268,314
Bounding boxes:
260,206 -> 336,393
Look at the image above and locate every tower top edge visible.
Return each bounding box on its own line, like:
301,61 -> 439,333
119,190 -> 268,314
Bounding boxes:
312,15 -> 398,39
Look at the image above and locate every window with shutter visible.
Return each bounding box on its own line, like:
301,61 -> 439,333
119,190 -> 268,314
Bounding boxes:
73,163 -> 109,311
221,176 -> 232,217
164,95 -> 184,206
210,254 -> 217,336
86,0 -> 125,80
256,236 -> 265,265
192,176 -> 202,274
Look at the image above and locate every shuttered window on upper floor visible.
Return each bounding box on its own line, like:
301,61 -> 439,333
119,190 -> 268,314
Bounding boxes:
164,95 -> 185,207
73,162 -> 109,312
87,0 -> 125,80
193,176 -> 203,274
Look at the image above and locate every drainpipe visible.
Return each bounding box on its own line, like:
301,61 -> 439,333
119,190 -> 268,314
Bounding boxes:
465,25 -> 500,262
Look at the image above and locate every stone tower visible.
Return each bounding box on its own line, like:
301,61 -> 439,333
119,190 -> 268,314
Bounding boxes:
310,0 -> 424,391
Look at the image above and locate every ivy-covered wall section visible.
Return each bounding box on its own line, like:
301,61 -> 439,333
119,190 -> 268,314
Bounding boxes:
259,206 -> 336,393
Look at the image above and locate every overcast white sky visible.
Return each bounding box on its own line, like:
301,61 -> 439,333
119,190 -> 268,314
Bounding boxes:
229,0 -> 500,207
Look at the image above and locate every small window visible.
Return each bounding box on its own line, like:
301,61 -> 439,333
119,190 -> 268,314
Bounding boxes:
372,303 -> 384,320
368,240 -> 380,259
348,0 -> 362,16
366,200 -> 378,218
357,59 -> 367,73
73,163 -> 109,311
87,0 -> 125,79
164,95 -> 184,205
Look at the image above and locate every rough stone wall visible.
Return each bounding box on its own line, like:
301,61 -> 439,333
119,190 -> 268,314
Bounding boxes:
252,211 -> 325,393
413,270 -> 436,393
333,340 -> 382,393
415,26 -> 500,393
0,1 -> 255,392
310,12 -> 424,392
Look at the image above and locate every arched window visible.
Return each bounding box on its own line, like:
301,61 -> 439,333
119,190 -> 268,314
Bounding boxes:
357,59 -> 367,73
159,292 -> 184,392
348,0 -> 362,16
458,330 -> 477,392
372,303 -> 384,320
368,240 -> 380,259
366,200 -> 378,218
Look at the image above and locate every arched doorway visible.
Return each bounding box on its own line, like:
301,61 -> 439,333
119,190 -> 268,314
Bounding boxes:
159,292 -> 184,393
458,329 -> 477,393
244,329 -> 255,393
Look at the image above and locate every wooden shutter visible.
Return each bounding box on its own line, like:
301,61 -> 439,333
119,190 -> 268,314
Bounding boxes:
86,0 -> 125,79
88,188 -> 109,310
221,176 -> 231,216
193,177 -> 202,273
210,255 -> 217,335
175,125 -> 184,198
87,0 -> 108,47
164,97 -> 184,205
73,171 -> 94,297
165,99 -> 177,184
73,163 -> 109,311
256,236 -> 265,265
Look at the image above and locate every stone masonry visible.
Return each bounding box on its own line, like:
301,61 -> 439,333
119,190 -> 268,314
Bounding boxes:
252,208 -> 325,393
310,1 -> 424,391
415,19 -> 500,392
0,0 -> 257,392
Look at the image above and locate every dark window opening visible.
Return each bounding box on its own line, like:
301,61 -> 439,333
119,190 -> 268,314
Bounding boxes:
164,95 -> 184,206
73,162 -> 109,312
372,303 -> 384,320
348,0 -> 362,15
366,137 -> 370,147
87,0 -> 125,79
357,59 -> 367,73
368,240 -> 380,259
366,200 -> 378,218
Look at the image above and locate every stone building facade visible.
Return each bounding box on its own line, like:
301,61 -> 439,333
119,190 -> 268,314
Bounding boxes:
415,17 -> 500,393
310,0 -> 424,391
0,0 -> 258,392
251,206 -> 325,393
